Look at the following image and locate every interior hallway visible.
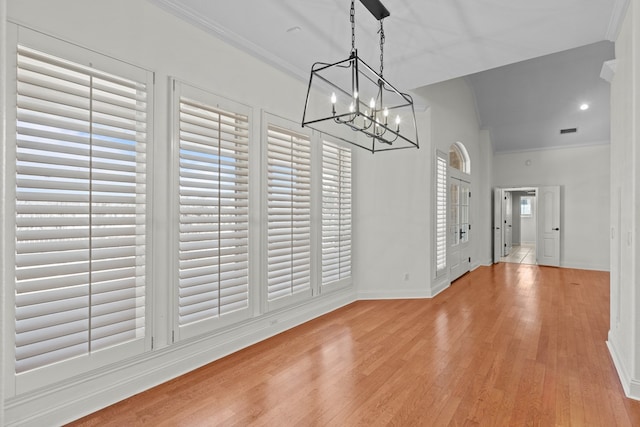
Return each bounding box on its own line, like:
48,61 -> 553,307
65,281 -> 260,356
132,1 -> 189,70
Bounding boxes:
69,264 -> 640,426
501,242 -> 537,265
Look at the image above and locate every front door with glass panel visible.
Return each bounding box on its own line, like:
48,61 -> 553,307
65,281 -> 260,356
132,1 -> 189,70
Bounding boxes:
449,177 -> 470,281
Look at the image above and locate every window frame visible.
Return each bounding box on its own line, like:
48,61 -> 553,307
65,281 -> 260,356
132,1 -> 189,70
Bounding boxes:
170,80 -> 253,341
449,141 -> 471,174
520,195 -> 533,217
320,137 -> 353,293
6,27 -> 154,394
261,113 -> 315,312
434,150 -> 448,278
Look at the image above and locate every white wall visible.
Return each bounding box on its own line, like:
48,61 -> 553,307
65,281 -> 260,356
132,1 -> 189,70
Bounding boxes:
423,78 -> 493,272
607,0 -> 640,401
493,144 -> 610,271
353,109 -> 433,299
354,77 -> 492,299
478,129 -> 494,263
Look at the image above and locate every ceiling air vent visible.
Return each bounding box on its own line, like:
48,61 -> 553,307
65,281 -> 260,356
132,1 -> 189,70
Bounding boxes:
560,127 -> 577,134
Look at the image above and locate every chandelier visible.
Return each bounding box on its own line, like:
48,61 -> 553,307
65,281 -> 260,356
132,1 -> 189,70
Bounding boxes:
302,0 -> 419,153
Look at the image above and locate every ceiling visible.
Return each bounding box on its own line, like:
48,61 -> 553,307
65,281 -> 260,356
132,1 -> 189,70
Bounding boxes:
151,0 -> 626,152
468,41 -> 614,153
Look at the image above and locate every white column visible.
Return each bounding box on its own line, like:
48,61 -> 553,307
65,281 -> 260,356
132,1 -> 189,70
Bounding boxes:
631,0 -> 640,392
607,0 -> 640,400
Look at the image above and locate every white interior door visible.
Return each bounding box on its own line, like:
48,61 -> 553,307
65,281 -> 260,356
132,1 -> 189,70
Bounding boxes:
449,177 -> 471,281
537,185 -> 560,266
493,188 -> 502,263
503,192 -> 513,256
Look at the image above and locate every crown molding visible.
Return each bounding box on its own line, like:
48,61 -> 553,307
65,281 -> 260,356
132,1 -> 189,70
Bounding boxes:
605,0 -> 630,41
148,0 -> 309,84
601,59 -> 617,83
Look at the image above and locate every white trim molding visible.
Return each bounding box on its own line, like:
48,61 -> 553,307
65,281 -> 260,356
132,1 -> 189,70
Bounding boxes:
1,0 -> 7,424
606,0 -> 631,41
607,332 -> 640,401
429,279 -> 450,298
148,0 -> 308,84
357,289 -> 432,300
601,60 -> 617,83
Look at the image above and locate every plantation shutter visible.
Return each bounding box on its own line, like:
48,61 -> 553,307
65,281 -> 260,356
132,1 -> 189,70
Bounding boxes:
436,151 -> 447,276
321,141 -> 352,287
14,45 -> 148,375
266,124 -> 312,304
176,84 -> 250,336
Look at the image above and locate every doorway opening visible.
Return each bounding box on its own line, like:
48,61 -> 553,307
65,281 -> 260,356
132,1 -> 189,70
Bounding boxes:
500,189 -> 537,264
493,186 -> 561,267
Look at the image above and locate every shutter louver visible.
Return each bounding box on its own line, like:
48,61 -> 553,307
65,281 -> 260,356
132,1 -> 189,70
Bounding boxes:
266,125 -> 311,302
436,153 -> 447,275
178,97 -> 250,328
15,46 -> 147,374
321,141 -> 352,286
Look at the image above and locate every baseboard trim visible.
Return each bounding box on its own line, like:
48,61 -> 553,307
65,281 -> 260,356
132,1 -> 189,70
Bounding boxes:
560,261 -> 610,272
607,333 -> 640,400
430,279 -> 450,297
5,289 -> 356,427
357,289 -> 432,300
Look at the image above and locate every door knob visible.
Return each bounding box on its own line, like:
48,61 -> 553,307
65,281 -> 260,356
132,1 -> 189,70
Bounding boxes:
553,227 -> 560,231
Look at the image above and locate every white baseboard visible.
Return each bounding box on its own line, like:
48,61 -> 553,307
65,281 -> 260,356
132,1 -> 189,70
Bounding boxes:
607,332 -> 640,401
5,289 -> 356,427
560,261 -> 610,272
357,288 -> 432,300
430,279 -> 450,297
357,276 -> 457,300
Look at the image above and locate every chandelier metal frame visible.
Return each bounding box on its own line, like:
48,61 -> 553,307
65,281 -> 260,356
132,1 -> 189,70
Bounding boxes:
302,0 -> 419,153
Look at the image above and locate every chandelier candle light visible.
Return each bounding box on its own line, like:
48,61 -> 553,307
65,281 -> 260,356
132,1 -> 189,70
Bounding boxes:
302,0 -> 419,153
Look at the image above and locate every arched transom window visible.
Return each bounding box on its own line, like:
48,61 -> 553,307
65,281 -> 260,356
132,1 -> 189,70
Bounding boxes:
449,142 -> 471,174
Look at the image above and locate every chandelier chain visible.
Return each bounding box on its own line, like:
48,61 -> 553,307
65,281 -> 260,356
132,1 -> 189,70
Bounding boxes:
350,0 -> 356,53
379,19 -> 385,77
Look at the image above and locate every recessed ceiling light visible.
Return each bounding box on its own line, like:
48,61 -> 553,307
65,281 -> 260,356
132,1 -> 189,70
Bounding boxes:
579,103 -> 589,111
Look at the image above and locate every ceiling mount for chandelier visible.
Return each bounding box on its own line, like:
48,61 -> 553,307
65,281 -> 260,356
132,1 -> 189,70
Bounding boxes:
302,0 -> 419,153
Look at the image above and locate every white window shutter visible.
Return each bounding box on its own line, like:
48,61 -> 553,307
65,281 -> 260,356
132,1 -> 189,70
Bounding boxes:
266,123 -> 312,306
435,151 -> 447,275
175,83 -> 251,339
14,45 -> 148,375
321,141 -> 352,288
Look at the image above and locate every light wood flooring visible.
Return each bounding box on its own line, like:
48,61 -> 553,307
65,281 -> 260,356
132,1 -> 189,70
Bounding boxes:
69,264 -> 640,426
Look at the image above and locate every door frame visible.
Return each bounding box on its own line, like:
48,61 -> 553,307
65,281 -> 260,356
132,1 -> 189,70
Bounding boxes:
493,186 -> 542,264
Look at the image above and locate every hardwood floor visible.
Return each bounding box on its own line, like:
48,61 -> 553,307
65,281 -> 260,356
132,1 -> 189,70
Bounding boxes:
69,264 -> 640,426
